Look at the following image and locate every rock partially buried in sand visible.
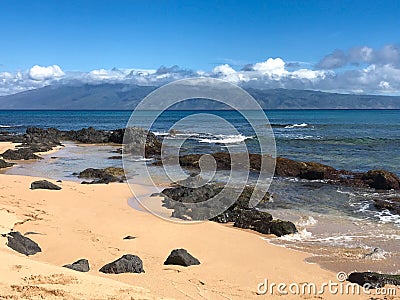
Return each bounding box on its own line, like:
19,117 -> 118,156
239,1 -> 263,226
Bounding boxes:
63,259 -> 90,272
30,180 -> 62,190
164,249 -> 200,267
0,158 -> 14,169
1,148 -> 42,160
99,254 -> 144,274
123,235 -> 136,240
5,231 -> 41,256
347,272 -> 400,288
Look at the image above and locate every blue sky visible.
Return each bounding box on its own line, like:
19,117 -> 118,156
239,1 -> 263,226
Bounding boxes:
1,0 -> 399,71
0,0 -> 400,95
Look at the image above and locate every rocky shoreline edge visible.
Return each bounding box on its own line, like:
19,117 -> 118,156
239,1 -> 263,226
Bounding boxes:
0,126 -> 399,290
1,126 -> 399,217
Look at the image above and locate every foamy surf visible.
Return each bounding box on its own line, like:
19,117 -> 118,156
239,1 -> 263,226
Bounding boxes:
296,215 -> 318,227
284,123 -> 309,129
198,134 -> 252,144
277,229 -> 313,241
0,124 -> 22,128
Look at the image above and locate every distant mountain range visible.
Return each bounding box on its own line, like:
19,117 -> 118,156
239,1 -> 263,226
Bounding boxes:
0,83 -> 400,109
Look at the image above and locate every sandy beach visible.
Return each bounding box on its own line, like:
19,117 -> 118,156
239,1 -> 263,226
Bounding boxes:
0,142 -> 398,299
0,175 -> 397,298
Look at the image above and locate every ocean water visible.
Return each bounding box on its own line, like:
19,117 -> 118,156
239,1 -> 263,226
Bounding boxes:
1,109 -> 399,273
1,109 -> 399,175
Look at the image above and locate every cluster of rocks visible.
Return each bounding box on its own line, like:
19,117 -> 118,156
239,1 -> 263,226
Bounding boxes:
75,167 -> 125,184
3,232 -> 200,274
160,180 -> 297,237
156,152 -> 400,218
4,231 -> 399,288
158,152 -> 400,191
0,126 -> 161,161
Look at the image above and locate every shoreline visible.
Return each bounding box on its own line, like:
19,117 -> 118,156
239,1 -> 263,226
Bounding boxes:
0,141 -> 399,298
0,172 -> 379,299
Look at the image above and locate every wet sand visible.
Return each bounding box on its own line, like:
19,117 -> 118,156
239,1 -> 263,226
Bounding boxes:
0,143 -> 399,299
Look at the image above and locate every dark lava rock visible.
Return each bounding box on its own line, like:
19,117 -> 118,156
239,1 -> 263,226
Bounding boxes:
63,259 -> 90,272
159,152 -> 400,191
164,249 -> 200,267
269,220 -> 298,237
233,209 -> 273,232
161,153 -> 341,181
275,158 -> 340,180
0,159 -> 14,168
5,231 -> 41,256
122,127 -> 162,157
99,254 -> 144,274
30,180 -> 62,190
1,148 -> 41,160
274,157 -> 305,177
362,170 -> 400,190
373,197 -> 400,215
69,127 -> 110,144
161,183 -> 297,236
348,272 -> 400,288
123,235 -> 136,240
78,167 -> 125,184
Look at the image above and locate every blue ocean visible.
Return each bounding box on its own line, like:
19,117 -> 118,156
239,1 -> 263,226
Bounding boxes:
1,109 -> 399,274
1,109 -> 399,175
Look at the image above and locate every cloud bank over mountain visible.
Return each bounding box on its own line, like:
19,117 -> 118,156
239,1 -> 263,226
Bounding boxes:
1,44 -> 400,96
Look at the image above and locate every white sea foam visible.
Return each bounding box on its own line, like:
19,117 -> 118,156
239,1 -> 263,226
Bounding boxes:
363,247 -> 390,260
0,125 -> 22,128
277,228 -> 313,241
374,210 -> 400,225
198,134 -> 251,144
153,131 -> 169,136
296,216 -> 318,227
284,123 -> 309,129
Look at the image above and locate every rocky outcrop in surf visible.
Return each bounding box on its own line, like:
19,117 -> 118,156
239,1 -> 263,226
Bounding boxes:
160,182 -> 297,237
373,197 -> 400,215
0,126 -> 161,161
76,167 -> 125,184
156,152 -> 400,191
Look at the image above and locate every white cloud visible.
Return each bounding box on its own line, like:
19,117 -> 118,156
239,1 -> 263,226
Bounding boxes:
212,64 -> 242,83
253,58 -> 287,78
29,65 -> 65,81
379,81 -> 391,89
291,69 -> 326,80
1,46 -> 400,96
